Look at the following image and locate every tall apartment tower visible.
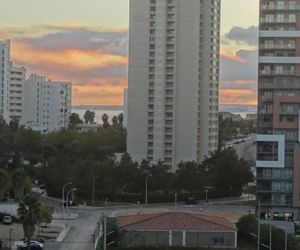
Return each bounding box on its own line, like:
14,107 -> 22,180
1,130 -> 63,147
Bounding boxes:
23,75 -> 71,133
0,40 -> 10,121
257,0 -> 300,220
127,0 -> 220,171
9,62 -> 26,122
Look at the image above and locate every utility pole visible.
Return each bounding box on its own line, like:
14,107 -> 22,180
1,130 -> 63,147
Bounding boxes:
92,178 -> 95,207
9,228 -> 13,249
257,201 -> 261,250
285,231 -> 287,250
103,215 -> 107,250
269,223 -> 272,250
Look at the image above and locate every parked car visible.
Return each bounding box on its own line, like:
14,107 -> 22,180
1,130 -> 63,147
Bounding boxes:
31,187 -> 44,195
20,238 -> 45,248
2,215 -> 12,225
185,197 -> 198,205
18,240 -> 43,250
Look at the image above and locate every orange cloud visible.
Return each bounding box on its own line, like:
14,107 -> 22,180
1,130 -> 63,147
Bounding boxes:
220,89 -> 257,105
72,80 -> 127,105
220,49 -> 246,63
12,42 -> 128,70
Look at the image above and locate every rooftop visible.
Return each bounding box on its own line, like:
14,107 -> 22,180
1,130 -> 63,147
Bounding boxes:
117,212 -> 237,232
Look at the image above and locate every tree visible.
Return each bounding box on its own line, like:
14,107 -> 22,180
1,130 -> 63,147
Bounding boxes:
38,205 -> 54,233
12,169 -> 32,200
118,113 -> 124,127
102,114 -> 110,129
236,214 -> 258,238
112,116 -> 118,128
202,148 -> 254,194
69,113 -> 83,128
18,193 -> 41,249
84,110 -> 96,124
175,161 -> 201,194
0,169 -> 12,201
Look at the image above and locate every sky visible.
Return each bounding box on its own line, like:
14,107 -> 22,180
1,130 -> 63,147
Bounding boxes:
0,0 -> 259,106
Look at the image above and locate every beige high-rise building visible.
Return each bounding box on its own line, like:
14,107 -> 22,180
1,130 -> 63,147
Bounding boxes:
127,0 -> 220,171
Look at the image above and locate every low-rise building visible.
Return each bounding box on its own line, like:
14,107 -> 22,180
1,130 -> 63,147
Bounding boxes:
220,112 -> 242,122
117,212 -> 237,248
75,123 -> 101,132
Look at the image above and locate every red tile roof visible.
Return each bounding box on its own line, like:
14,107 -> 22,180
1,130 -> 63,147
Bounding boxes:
117,212 -> 237,232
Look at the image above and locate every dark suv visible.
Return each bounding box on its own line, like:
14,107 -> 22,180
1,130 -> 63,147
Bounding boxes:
185,197 -> 198,205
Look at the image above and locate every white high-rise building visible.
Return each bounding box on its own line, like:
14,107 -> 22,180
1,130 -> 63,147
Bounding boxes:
23,75 -> 72,133
9,62 -> 26,122
0,40 -> 10,121
127,0 -> 220,171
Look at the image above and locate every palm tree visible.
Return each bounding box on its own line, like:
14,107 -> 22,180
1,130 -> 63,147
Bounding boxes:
18,193 -> 41,250
12,169 -> 31,200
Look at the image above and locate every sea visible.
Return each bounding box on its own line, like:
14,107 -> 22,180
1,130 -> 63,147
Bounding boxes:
72,104 -> 257,124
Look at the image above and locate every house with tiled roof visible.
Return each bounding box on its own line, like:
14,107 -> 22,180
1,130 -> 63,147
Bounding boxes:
117,212 -> 237,248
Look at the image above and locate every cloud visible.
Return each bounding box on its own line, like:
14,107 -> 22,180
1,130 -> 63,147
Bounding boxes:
223,26 -> 258,46
220,49 -> 258,82
16,27 -> 128,56
0,24 -> 259,105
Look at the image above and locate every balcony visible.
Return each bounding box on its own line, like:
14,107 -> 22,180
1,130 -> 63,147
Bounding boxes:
260,18 -> 296,24
259,70 -> 295,76
260,44 -> 296,50
261,5 -> 300,11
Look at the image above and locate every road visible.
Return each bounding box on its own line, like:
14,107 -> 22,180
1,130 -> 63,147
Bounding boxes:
45,210 -> 100,250
228,133 -> 256,162
42,196 -> 255,250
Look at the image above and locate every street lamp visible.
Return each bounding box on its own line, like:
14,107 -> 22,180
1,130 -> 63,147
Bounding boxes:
62,182 -> 72,213
9,228 -> 13,249
65,188 -> 77,228
205,189 -> 209,203
145,174 -> 151,205
66,188 -> 77,213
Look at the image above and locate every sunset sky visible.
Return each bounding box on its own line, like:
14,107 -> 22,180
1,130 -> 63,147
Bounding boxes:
0,0 -> 259,105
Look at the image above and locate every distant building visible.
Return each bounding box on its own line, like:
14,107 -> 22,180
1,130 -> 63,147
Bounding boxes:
0,40 -> 10,121
75,123 -> 101,133
23,75 -> 71,133
123,88 -> 128,128
0,40 -> 27,123
220,112 -> 242,122
127,0 -> 221,171
117,212 -> 237,248
9,62 -> 26,122
246,113 -> 257,121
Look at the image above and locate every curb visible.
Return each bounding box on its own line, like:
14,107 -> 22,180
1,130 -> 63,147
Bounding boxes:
56,225 -> 71,242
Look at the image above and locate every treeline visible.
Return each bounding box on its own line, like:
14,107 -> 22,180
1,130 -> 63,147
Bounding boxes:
0,114 -> 253,204
0,114 -> 126,201
41,147 -> 253,204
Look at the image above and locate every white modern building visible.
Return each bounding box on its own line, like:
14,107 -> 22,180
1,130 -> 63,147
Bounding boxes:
23,75 -> 72,133
127,0 -> 220,171
0,40 -> 10,121
9,62 -> 26,122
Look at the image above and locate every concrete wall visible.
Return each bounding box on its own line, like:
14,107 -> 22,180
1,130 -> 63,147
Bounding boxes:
122,230 -> 236,248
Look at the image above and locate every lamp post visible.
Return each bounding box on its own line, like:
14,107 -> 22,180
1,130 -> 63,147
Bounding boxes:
9,228 -> 13,249
62,182 -> 72,214
145,174 -> 151,205
66,188 -> 77,224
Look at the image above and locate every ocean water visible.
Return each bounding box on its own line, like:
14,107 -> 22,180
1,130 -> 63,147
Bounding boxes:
72,107 -> 123,124
72,104 -> 257,124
